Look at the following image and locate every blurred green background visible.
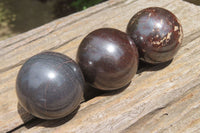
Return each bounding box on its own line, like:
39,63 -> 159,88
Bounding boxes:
0,0 -> 106,41
0,0 -> 199,41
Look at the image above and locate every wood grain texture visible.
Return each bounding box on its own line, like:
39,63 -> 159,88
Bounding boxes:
0,0 -> 200,132
122,84 -> 200,133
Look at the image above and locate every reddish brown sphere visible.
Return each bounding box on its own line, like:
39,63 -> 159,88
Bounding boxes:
127,7 -> 183,64
76,28 -> 138,90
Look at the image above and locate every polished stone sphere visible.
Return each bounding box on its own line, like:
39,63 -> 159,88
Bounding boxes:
127,7 -> 183,64
76,28 -> 138,90
16,52 -> 84,119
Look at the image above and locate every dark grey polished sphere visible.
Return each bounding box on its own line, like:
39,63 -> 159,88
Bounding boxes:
16,52 -> 84,119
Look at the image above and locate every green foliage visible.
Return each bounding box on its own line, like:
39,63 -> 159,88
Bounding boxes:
0,2 -> 15,27
71,0 -> 105,11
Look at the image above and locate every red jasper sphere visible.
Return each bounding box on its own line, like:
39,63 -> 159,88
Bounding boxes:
127,7 -> 183,64
77,28 -> 138,90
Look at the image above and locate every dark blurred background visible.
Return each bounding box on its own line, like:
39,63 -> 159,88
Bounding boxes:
0,0 -> 107,41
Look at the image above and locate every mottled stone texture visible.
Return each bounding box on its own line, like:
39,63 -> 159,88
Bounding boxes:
16,52 -> 84,119
77,28 -> 138,90
127,7 -> 183,64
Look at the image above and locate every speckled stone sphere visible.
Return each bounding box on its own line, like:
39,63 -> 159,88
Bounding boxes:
127,7 -> 183,64
16,52 -> 84,120
76,28 -> 138,90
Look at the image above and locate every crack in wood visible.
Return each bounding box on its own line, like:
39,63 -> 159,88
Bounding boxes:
0,35 -> 81,73
121,82 -> 200,133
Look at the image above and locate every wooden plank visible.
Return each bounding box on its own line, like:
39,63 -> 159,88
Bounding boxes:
122,84 -> 200,133
0,0 -> 200,132
0,1 -> 122,132
15,34 -> 200,133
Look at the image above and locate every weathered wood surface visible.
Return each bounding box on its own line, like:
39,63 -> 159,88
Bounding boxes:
0,0 -> 200,132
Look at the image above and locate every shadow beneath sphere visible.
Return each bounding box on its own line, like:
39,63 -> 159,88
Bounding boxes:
83,82 -> 130,100
17,103 -> 43,130
17,103 -> 36,123
137,59 -> 173,74
38,106 -> 80,128
17,102 -> 80,129
101,82 -> 131,96
83,83 -> 105,101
